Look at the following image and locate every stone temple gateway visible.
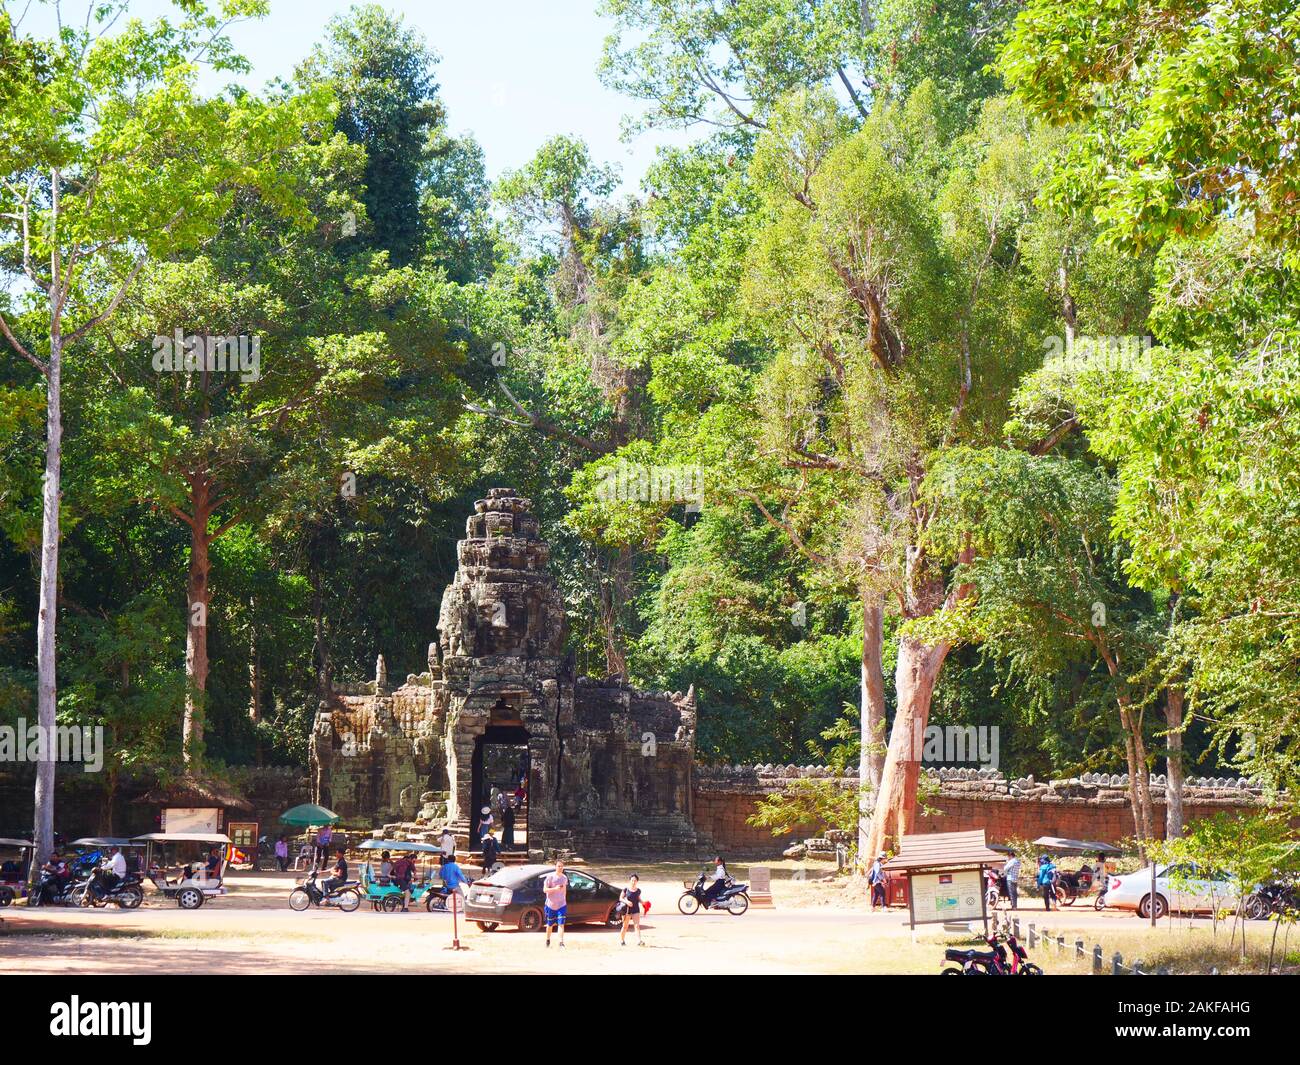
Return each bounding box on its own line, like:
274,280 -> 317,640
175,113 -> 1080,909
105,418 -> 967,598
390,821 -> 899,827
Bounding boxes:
310,488 -> 703,856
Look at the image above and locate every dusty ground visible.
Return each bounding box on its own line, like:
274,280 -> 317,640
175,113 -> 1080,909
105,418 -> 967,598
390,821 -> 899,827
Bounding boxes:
0,864 -> 1270,975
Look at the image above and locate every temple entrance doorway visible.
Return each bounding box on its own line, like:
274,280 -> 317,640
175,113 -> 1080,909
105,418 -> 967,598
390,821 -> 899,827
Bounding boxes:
470,715 -> 530,851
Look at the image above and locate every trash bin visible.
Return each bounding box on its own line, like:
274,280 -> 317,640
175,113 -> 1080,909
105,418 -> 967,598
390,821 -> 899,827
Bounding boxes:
886,873 -> 908,907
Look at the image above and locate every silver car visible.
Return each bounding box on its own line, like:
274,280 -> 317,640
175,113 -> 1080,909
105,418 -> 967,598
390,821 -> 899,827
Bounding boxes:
1103,862 -> 1241,919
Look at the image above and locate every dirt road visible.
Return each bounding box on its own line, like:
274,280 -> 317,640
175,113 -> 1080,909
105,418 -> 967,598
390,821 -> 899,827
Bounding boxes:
0,868 -> 1183,975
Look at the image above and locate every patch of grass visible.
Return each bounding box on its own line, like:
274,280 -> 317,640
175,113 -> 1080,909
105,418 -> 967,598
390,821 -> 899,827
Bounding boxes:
1034,924 -> 1300,975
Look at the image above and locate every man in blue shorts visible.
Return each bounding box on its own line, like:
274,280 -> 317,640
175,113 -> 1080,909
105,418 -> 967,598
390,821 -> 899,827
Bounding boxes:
543,858 -> 568,948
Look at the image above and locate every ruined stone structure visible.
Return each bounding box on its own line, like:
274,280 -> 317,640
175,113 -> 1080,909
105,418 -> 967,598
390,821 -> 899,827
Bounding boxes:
311,489 -> 701,856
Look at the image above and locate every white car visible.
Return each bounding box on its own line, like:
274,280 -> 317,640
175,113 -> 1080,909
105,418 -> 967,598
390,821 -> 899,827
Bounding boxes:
1103,862 -> 1241,919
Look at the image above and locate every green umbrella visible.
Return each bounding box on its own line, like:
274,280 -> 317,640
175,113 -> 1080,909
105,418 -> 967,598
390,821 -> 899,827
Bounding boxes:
279,803 -> 340,827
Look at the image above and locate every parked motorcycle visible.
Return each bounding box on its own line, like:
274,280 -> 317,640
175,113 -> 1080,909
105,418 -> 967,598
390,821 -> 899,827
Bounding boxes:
288,870 -> 361,912
1245,878 -> 1299,921
941,924 -> 1042,975
678,871 -> 749,916
984,869 -> 1009,909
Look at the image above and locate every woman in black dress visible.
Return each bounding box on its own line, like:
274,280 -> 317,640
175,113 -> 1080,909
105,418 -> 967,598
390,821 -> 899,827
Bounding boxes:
619,873 -> 644,946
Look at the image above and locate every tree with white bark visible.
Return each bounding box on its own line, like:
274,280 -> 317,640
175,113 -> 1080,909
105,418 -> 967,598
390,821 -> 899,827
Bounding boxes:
0,0 -> 330,872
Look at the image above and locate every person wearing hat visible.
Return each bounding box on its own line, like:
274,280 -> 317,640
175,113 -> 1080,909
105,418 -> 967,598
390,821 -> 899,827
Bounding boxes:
480,829 -> 500,876
479,805 -> 494,836
867,852 -> 887,909
1036,854 -> 1057,910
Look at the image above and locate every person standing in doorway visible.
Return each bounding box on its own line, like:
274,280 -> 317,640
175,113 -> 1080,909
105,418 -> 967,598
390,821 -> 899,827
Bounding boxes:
502,803 -> 516,850
543,859 -> 569,948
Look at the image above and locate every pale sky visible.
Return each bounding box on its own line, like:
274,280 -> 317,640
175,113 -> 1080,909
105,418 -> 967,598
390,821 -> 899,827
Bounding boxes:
15,0 -> 690,192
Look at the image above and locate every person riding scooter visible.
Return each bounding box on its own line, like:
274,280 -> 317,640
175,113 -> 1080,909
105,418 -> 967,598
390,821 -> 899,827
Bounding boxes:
38,851 -> 70,904
318,849 -> 348,902
91,846 -> 127,899
702,856 -> 729,908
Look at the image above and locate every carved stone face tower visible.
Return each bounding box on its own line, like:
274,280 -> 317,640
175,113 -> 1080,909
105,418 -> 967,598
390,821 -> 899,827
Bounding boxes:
438,488 -> 565,662
437,489 -> 567,838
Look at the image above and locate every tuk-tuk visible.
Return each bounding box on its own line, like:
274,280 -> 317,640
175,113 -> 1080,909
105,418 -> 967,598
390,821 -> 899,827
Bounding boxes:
356,839 -> 450,912
0,838 -> 32,906
133,832 -> 232,909
1032,836 -> 1123,905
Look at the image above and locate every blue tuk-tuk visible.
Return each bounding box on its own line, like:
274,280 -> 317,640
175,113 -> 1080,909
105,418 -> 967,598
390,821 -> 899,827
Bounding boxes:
356,839 -> 450,912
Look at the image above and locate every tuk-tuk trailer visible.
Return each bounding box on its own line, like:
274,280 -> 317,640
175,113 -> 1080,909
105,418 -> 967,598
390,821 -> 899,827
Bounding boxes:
134,832 -> 232,909
0,837 -> 32,906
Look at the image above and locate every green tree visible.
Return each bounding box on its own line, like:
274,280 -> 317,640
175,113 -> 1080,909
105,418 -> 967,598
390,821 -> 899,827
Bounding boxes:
0,0 -> 314,876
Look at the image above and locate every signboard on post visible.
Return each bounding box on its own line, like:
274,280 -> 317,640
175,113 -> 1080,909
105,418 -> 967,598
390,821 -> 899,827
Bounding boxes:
161,807 -> 221,834
907,869 -> 984,926
882,830 -> 1007,934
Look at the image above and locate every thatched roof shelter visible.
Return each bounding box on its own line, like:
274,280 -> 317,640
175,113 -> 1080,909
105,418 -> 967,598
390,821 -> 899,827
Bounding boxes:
133,776 -> 253,813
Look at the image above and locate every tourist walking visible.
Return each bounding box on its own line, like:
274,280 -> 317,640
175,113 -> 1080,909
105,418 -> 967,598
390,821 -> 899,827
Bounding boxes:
618,873 -> 644,946
439,827 -> 456,866
1002,853 -> 1021,910
543,859 -> 569,948
274,836 -> 288,872
867,853 -> 887,909
480,830 -> 500,876
502,804 -> 516,849
1037,855 -> 1057,910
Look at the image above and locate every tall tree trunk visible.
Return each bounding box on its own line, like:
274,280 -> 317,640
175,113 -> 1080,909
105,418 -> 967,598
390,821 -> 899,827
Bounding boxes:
1130,705 -> 1155,839
311,566 -> 332,700
249,610 -> 263,766
1118,699 -> 1154,851
1098,639 -> 1154,851
858,589 -> 886,861
599,547 -> 632,676
99,765 -> 117,836
183,478 -> 213,766
29,307 -> 62,884
1165,685 -> 1185,839
866,633 -> 950,857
